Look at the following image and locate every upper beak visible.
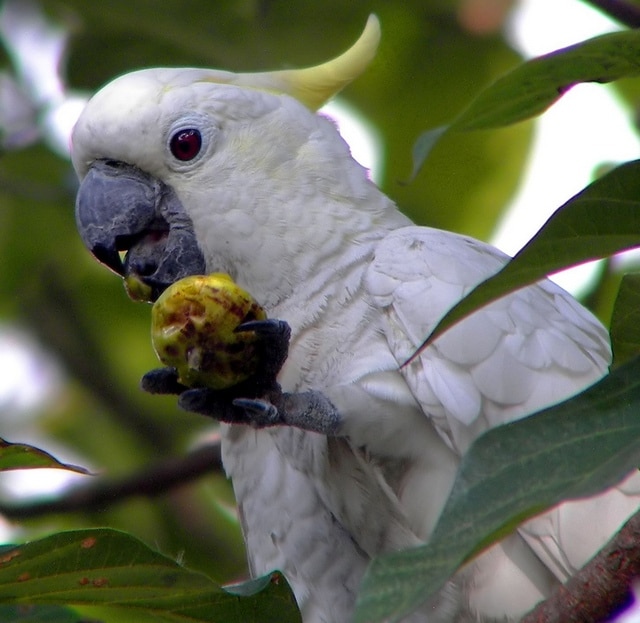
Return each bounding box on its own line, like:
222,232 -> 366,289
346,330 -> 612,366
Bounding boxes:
75,160 -> 206,300
75,160 -> 160,275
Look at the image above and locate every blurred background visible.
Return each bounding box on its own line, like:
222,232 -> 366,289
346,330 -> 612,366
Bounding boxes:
0,0 -> 638,596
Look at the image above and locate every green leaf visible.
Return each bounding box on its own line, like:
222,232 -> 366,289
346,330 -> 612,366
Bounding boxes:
356,355 -> 640,622
0,439 -> 91,475
410,30 -> 640,174
224,573 -> 286,597
610,272 -> 640,367
406,125 -> 448,183
453,29 -> 640,131
0,529 -> 301,623
413,159 -> 640,359
0,605 -> 85,623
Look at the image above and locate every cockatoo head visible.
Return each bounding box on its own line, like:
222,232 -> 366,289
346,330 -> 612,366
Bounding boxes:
72,16 -> 381,304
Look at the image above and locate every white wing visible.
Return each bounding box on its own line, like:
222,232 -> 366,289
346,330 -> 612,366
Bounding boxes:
365,225 -> 640,588
365,225 -> 610,454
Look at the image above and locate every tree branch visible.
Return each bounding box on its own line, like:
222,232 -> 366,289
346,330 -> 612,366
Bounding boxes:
0,441 -> 223,520
580,0 -> 640,28
522,506 -> 640,622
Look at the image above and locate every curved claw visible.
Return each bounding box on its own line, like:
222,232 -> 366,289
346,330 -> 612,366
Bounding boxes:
233,398 -> 280,426
179,388 -> 266,426
177,387 -> 244,420
141,367 -> 187,395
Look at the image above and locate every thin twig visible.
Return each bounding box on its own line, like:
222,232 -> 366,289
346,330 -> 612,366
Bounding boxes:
0,442 -> 223,520
522,506 -> 640,622
580,0 -> 640,28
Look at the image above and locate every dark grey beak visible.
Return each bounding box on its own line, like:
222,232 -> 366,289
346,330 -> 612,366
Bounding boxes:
75,160 -> 206,300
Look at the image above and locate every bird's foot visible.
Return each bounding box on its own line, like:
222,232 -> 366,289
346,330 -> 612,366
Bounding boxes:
178,387 -> 342,434
142,373 -> 341,436
141,317 -> 341,434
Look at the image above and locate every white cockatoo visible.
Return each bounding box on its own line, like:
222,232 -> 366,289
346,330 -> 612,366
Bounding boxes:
71,16 -> 640,622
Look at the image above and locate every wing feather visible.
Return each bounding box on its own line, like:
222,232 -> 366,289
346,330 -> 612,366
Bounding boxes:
365,225 -> 611,454
364,226 -> 640,592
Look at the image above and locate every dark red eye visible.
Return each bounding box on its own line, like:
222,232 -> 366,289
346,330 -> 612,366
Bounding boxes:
170,129 -> 202,161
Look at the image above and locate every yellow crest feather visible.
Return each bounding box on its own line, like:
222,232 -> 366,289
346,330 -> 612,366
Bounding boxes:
231,15 -> 381,109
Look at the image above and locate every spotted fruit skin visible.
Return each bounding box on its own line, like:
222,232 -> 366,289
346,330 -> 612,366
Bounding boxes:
151,273 -> 266,389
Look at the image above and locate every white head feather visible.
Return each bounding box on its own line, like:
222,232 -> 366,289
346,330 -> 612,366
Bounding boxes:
71,16 -> 408,307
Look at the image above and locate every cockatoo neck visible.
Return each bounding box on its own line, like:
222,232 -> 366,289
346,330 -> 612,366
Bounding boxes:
205,181 -> 408,310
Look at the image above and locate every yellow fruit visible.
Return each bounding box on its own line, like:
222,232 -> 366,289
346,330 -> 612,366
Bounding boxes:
124,274 -> 154,302
151,273 -> 266,389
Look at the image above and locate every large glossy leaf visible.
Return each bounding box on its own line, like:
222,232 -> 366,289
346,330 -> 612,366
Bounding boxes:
0,529 -> 300,623
356,355 -> 640,622
453,29 -> 640,131
610,272 -> 640,367
410,28 -> 640,180
413,159 -> 640,359
0,605 -> 84,622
